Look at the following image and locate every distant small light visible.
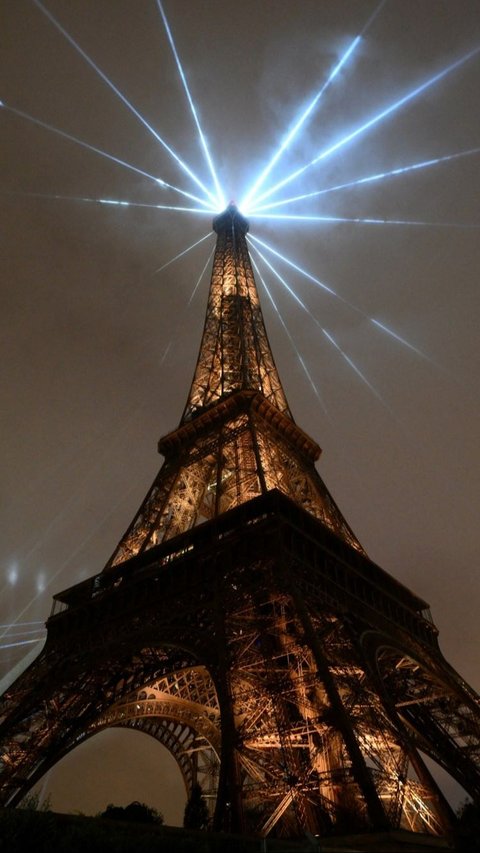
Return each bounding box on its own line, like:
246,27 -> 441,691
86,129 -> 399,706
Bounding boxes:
8,567 -> 18,586
36,573 -> 46,593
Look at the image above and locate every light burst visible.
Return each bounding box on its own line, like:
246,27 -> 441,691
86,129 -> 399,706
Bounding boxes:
0,627 -> 45,640
187,246 -> 216,307
241,34 -> 362,211
2,102 -> 212,207
159,245 -> 216,366
248,234 -> 342,300
156,0 -> 225,208
33,0 -> 216,206
4,189 -> 216,216
249,212 -> 479,228
0,638 -> 45,651
370,319 -> 427,357
248,234 -> 436,365
3,2 -> 479,667
154,233 -> 213,274
251,257 -> 328,413
249,243 -> 310,313
321,329 -> 389,408
250,146 -> 480,213
4,4 -> 476,392
241,0 -> 390,211
252,43 -> 480,207
250,244 -> 389,410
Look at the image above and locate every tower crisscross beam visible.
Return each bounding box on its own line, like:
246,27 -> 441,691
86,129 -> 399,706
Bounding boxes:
183,206 -> 291,422
0,206 -> 479,844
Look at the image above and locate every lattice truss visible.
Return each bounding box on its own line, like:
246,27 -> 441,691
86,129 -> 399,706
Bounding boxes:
183,212 -> 290,422
0,625 -> 444,834
376,649 -> 480,802
92,667 -> 221,818
2,205 -> 480,838
218,577 -> 447,837
0,648 -> 217,808
107,405 -> 362,569
1,575 -> 480,834
103,205 -> 363,569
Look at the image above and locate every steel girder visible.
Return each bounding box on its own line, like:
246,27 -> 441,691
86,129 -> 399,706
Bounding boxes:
1,491 -> 479,837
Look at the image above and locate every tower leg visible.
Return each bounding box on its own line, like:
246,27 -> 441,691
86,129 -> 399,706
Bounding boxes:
212,578 -> 244,834
287,579 -> 390,831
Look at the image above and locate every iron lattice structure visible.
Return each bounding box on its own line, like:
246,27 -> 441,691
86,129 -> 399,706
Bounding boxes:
1,205 -> 479,840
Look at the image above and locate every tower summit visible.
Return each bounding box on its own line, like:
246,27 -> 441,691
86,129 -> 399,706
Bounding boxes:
1,210 -> 479,842
184,201 -> 291,420
103,203 -> 362,568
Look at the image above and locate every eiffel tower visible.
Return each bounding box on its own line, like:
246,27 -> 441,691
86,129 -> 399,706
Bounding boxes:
1,204 -> 479,841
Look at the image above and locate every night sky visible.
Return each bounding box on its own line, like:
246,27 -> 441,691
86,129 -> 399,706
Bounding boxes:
2,0 -> 480,825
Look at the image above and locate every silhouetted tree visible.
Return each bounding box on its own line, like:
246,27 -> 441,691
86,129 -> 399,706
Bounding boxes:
183,783 -> 209,830
453,800 -> 480,852
100,801 -> 163,825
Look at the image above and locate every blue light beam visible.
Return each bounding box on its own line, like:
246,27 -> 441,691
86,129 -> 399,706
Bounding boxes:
248,234 -> 352,305
97,199 -> 212,213
250,245 -> 389,410
251,146 -> 480,213
321,329 -> 391,409
254,44 -> 480,205
155,233 -> 212,275
2,102 -> 212,207
370,319 -> 435,362
251,257 -> 328,414
156,0 -> 225,209
0,478 -> 144,643
0,628 -> 46,640
242,0 -> 389,210
4,189 -> 216,215
187,246 -> 216,307
249,235 -> 445,369
249,212 -> 479,228
159,245 -> 215,367
249,244 -> 310,313
33,0 -> 216,206
241,35 -> 361,210
0,638 -> 44,651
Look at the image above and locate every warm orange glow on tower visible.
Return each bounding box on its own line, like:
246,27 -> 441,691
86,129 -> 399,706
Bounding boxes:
1,209 -> 479,842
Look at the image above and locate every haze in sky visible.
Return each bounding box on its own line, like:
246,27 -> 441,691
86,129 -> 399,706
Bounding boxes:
1,0 -> 479,820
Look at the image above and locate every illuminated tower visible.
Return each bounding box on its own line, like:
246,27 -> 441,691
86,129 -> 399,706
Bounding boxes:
1,205 -> 479,842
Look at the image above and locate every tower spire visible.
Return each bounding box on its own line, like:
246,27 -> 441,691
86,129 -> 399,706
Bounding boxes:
102,207 -> 363,567
182,203 -> 291,422
1,208 -> 480,842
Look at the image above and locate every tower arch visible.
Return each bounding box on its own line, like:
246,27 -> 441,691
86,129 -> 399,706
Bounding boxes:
1,207 -> 479,841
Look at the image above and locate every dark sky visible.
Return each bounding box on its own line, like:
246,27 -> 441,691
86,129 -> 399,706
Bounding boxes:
1,0 -> 480,824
